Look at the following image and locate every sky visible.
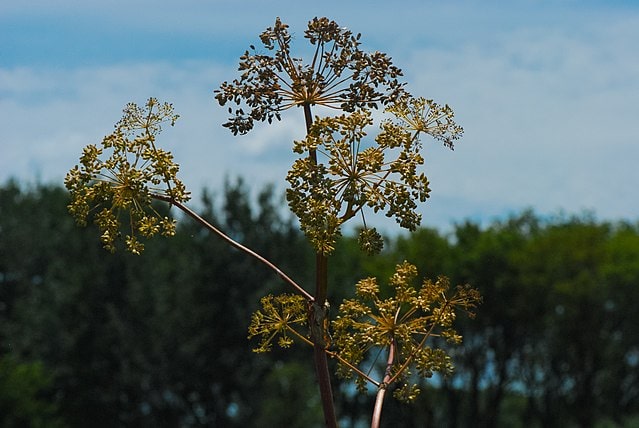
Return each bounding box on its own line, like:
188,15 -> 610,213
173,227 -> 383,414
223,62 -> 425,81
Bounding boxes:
1,0 -> 638,232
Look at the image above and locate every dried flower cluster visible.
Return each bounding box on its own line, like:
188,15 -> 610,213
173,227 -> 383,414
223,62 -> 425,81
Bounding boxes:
246,261 -> 481,402
386,95 -> 463,150
215,16 -> 405,135
65,98 -> 189,254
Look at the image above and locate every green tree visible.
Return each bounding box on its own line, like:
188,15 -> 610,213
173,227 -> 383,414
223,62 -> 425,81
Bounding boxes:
396,212 -> 639,427
450,215 -> 537,428
5,181 -> 639,426
1,180 -> 322,427
0,355 -> 66,428
600,222 -> 639,422
513,217 -> 639,428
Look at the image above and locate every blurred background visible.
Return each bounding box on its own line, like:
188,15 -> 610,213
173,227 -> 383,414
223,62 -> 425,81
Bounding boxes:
1,181 -> 638,427
1,1 -> 638,426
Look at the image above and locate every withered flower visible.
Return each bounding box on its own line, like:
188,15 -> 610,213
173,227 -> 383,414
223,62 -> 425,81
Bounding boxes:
215,17 -> 405,135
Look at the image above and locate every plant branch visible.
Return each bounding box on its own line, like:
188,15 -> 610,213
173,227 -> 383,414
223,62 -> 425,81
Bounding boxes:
386,300 -> 450,386
324,349 -> 380,387
151,193 -> 313,301
371,338 -> 396,428
303,102 -> 338,428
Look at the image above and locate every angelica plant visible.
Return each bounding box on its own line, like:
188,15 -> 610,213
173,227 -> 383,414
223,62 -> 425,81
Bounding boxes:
217,17 -> 470,427
66,16 -> 477,428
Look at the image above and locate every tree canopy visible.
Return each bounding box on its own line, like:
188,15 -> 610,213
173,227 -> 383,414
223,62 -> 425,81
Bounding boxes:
1,181 -> 638,427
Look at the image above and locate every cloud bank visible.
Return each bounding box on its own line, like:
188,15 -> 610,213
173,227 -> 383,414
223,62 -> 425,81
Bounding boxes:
1,1 -> 638,230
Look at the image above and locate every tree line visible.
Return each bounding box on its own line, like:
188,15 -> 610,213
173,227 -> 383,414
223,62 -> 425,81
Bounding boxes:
1,180 -> 638,427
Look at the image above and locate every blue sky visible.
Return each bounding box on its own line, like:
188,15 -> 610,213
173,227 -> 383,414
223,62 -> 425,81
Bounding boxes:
1,0 -> 638,231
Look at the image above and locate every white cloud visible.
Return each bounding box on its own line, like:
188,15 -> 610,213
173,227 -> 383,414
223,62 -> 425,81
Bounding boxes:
397,16 -> 639,226
0,61 -> 306,211
1,2 -> 638,231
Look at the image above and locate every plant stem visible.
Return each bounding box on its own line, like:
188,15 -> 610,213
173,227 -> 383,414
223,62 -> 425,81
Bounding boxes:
155,193 -> 337,428
304,103 -> 338,428
312,253 -> 337,428
151,194 -> 313,301
304,103 -> 318,164
371,339 -> 396,428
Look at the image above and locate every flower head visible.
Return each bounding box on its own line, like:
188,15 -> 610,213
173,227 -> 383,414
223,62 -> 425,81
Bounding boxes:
65,98 -> 189,254
215,17 -> 406,135
285,93 -> 464,255
248,294 -> 309,353
386,95 -> 463,150
332,262 -> 481,401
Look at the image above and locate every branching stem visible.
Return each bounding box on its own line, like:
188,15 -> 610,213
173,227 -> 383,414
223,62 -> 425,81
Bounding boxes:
303,102 -> 339,428
371,338 -> 396,428
151,193 -> 313,301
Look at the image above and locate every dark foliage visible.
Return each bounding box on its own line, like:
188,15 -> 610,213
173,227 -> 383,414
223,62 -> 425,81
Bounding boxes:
1,182 -> 638,427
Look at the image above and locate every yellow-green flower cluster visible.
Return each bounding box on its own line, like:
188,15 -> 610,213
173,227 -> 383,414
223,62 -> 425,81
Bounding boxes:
286,97 -> 459,255
65,98 -> 189,254
247,294 -> 309,353
386,95 -> 463,150
332,261 -> 481,401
